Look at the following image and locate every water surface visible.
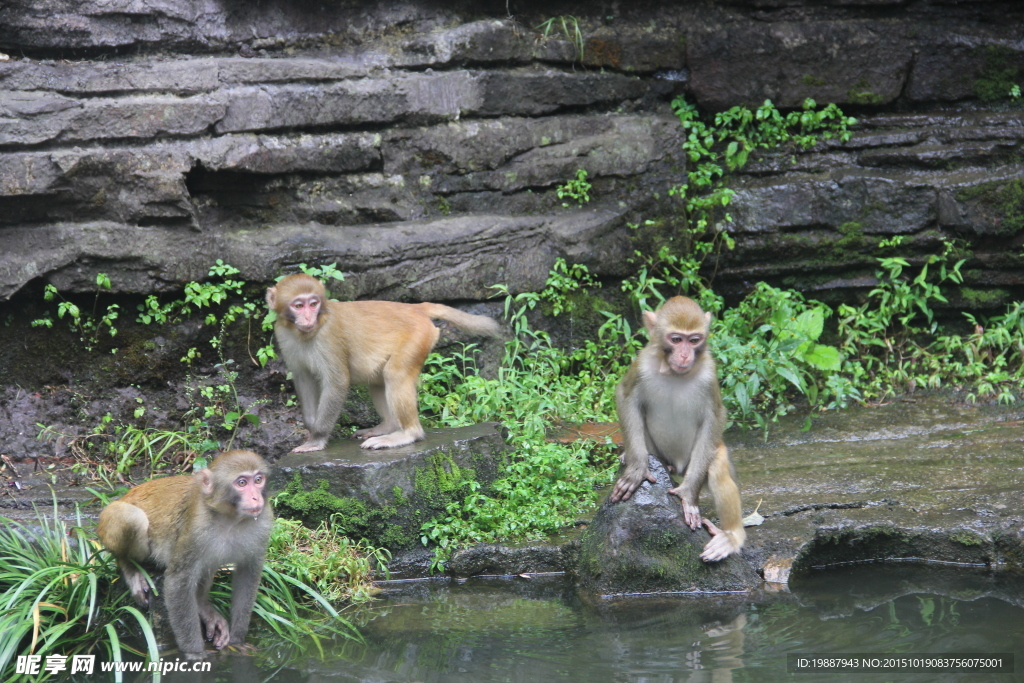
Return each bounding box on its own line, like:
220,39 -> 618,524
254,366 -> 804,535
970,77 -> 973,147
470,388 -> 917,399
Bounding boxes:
250,564 -> 1022,682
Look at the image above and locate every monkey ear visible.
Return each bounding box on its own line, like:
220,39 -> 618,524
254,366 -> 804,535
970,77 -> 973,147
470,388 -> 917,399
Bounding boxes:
642,310 -> 658,334
704,311 -> 712,327
265,287 -> 277,309
197,468 -> 214,496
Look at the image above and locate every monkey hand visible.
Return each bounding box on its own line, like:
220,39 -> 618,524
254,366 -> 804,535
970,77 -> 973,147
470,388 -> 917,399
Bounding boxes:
700,518 -> 740,562
610,466 -> 656,502
200,609 -> 230,649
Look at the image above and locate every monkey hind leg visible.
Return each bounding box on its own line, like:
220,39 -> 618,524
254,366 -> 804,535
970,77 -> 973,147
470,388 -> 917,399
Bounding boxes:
97,501 -> 152,605
354,384 -> 400,440
360,359 -> 426,450
701,443 -> 745,562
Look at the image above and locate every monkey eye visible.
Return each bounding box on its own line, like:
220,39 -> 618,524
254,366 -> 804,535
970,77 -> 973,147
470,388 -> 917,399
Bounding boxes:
235,477 -> 249,488
253,474 -> 264,486
669,334 -> 685,344
689,335 -> 704,345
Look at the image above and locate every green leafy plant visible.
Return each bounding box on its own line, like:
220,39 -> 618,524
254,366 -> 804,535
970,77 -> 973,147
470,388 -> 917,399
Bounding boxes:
667,97 -> 856,272
973,46 -> 1020,102
44,422 -> 217,483
0,505 -> 157,682
32,273 -> 120,352
556,169 -> 592,207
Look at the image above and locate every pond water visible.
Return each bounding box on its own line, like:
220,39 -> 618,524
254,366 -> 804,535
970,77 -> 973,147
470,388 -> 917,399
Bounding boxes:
236,564 -> 1021,683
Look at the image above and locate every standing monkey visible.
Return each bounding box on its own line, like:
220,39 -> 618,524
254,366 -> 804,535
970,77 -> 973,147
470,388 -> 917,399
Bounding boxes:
97,450 -> 272,658
610,296 -> 745,562
266,273 -> 503,452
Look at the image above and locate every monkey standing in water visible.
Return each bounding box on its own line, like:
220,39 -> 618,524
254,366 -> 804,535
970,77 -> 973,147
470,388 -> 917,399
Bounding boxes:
610,296 -> 745,562
97,450 -> 272,658
266,273 -> 503,452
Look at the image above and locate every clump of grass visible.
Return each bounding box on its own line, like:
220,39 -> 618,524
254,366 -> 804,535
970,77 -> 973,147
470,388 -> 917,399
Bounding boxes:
0,505 -> 159,679
267,517 -> 390,605
0,506 -> 368,678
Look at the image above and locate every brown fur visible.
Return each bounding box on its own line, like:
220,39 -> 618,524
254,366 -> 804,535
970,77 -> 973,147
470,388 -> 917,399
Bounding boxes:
266,273 -> 503,452
97,450 -> 272,658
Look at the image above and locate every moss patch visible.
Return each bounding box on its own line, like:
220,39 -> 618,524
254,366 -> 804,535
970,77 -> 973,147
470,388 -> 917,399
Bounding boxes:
957,179 -> 1024,235
847,79 -> 885,105
273,449 -> 484,552
273,474 -> 411,548
957,287 -> 1009,309
950,530 -> 985,547
973,46 -> 1020,102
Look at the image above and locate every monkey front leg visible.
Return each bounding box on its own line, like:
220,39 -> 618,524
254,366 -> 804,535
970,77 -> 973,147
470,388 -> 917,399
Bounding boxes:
165,569 -> 210,658
194,572 -> 230,649
227,559 -> 263,648
668,417 -> 720,530
610,383 -> 656,502
294,373 -> 348,453
666,479 -> 703,530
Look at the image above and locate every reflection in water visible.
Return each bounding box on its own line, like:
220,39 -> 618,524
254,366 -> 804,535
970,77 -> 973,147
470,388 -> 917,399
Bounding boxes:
110,565 -> 1024,682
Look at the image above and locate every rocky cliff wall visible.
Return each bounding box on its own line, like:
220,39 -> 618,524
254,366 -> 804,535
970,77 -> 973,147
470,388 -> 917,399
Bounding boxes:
1,0 -> 1023,308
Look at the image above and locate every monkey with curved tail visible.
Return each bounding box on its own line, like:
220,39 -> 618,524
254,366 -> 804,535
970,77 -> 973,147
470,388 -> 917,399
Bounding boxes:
267,273 -> 503,452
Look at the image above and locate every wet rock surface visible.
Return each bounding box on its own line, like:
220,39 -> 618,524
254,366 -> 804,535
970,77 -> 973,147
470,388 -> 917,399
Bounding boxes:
731,396 -> 1024,580
271,422 -> 509,552
575,455 -> 762,595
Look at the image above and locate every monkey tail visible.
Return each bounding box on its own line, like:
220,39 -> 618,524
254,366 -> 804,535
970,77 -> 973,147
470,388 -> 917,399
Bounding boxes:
420,303 -> 505,338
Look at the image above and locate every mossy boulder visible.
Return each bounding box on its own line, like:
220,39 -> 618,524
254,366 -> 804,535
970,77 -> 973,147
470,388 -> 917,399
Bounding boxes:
271,423 -> 508,552
575,456 -> 760,596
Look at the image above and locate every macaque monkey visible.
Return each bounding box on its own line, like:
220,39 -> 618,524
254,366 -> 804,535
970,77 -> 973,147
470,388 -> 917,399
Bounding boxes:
610,296 -> 745,562
97,450 -> 272,658
266,273 -> 503,452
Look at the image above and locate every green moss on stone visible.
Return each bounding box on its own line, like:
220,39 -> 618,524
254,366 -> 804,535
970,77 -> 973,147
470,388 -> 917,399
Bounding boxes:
958,287 -> 1008,308
273,449 -> 486,552
847,79 -> 885,105
414,450 -> 474,507
973,46 -> 1020,102
273,474 -> 410,547
951,530 -> 985,547
957,179 -> 1024,235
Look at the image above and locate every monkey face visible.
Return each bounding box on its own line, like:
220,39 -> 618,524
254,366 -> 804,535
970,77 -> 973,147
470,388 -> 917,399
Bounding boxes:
663,331 -> 705,375
232,472 -> 267,517
287,293 -> 322,333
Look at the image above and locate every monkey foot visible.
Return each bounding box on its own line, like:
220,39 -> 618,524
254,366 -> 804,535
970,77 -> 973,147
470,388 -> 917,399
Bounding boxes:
291,439 -> 328,453
360,433 -> 417,449
700,518 -> 740,562
354,425 -> 390,439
